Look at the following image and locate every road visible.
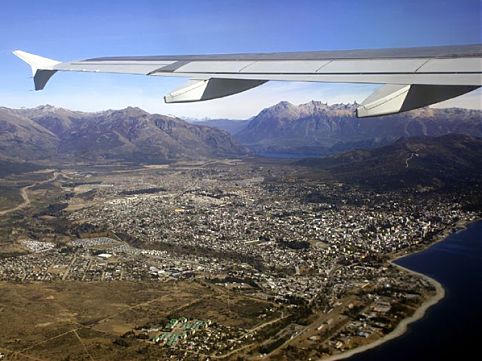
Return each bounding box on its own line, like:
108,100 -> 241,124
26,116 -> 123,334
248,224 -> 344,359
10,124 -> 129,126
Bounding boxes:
405,153 -> 418,168
259,296 -> 357,359
0,171 -> 59,217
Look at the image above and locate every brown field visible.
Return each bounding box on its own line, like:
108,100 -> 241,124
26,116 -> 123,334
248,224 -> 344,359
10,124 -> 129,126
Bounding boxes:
0,280 -> 277,361
0,188 -> 22,212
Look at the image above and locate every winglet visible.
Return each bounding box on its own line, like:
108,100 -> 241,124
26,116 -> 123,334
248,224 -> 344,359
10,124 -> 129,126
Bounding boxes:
13,50 -> 60,90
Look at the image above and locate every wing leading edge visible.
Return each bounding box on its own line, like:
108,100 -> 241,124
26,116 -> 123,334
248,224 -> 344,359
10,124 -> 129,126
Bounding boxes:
13,44 -> 482,117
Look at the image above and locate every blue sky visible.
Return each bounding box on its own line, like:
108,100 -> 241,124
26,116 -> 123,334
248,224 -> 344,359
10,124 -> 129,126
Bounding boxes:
1,0 -> 481,118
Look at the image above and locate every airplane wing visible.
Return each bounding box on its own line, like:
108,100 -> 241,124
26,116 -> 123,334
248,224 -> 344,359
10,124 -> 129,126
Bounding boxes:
13,44 -> 482,117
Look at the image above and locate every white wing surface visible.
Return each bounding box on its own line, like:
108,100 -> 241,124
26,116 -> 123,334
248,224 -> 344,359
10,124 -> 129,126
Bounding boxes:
13,44 -> 482,117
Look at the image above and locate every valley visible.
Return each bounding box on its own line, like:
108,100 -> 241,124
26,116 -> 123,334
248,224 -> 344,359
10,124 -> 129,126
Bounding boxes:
0,158 -> 479,360
0,103 -> 481,360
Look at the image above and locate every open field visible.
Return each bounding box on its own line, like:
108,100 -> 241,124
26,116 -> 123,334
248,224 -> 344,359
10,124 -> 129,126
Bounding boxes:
0,185 -> 23,212
0,280 -> 278,361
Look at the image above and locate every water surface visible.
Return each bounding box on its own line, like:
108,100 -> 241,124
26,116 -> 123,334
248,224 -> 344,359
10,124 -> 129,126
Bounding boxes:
348,220 -> 482,361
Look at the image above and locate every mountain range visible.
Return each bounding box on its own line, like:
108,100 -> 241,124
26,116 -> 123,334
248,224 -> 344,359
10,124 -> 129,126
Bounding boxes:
191,118 -> 250,135
1,102 -> 481,173
0,105 -> 246,163
232,101 -> 482,155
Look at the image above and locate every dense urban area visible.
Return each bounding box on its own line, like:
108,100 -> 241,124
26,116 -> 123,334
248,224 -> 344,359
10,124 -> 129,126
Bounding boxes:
0,160 -> 479,360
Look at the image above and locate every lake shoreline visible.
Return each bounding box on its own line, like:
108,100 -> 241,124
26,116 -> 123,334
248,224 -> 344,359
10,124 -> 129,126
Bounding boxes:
322,217 -> 480,361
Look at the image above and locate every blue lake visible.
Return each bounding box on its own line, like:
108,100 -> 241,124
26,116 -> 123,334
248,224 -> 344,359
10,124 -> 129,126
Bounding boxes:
348,220 -> 482,361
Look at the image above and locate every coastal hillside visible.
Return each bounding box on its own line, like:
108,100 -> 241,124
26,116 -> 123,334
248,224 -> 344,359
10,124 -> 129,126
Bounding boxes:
297,134 -> 482,190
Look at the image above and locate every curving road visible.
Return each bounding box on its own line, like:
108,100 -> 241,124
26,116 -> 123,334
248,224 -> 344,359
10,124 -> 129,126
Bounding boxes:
0,171 -> 59,217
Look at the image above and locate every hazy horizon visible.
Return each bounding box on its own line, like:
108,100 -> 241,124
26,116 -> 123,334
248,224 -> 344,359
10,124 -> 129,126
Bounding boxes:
3,95 -> 481,122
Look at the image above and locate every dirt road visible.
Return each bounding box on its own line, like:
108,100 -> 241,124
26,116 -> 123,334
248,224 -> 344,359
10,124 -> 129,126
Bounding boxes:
0,171 -> 59,216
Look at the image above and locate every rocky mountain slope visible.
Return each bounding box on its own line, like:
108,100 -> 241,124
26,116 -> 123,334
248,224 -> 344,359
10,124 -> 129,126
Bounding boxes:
234,101 -> 482,155
0,106 -> 247,163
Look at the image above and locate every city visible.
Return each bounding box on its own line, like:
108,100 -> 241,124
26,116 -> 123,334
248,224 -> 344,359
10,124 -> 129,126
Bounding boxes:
0,160 -> 478,360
